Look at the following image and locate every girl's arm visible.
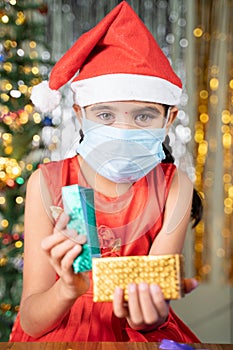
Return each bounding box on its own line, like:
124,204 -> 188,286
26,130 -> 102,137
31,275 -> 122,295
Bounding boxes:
113,169 -> 194,331
19,169 -> 89,338
149,168 -> 193,255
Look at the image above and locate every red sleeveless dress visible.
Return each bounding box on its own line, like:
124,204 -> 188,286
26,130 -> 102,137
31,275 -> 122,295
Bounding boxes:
10,156 -> 199,342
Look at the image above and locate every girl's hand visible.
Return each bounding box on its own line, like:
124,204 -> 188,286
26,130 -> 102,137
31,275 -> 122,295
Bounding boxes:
113,278 -> 199,331
183,278 -> 198,294
113,283 -> 169,331
41,212 -> 90,300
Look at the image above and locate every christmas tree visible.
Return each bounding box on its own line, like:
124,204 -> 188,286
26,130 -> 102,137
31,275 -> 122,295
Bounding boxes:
0,0 -> 53,341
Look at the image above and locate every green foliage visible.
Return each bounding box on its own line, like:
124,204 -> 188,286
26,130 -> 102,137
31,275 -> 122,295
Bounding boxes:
0,0 -> 51,341
0,0 -> 51,112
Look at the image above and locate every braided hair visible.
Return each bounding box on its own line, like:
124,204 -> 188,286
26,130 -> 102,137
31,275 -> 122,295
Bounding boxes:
162,135 -> 203,228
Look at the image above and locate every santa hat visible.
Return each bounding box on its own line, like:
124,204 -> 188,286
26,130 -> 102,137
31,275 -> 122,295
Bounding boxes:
31,1 -> 182,113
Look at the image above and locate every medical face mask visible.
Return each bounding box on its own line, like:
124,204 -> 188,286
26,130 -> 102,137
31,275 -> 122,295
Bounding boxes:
76,111 -> 169,183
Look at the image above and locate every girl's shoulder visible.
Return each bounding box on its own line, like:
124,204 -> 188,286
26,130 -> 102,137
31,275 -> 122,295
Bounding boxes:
39,156 -> 74,173
159,162 -> 192,187
38,156 -> 78,206
39,155 -> 78,180
159,162 -> 176,175
156,162 -> 177,189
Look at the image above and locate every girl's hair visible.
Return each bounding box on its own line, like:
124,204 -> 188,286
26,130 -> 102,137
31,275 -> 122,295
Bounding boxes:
162,104 -> 203,228
162,135 -> 203,228
79,128 -> 84,143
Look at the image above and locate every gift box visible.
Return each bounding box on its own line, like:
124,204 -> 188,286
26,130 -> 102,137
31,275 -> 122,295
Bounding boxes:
92,254 -> 185,301
62,184 -> 101,273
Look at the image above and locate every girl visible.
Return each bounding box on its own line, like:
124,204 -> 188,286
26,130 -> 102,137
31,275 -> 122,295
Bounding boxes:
10,1 -> 202,343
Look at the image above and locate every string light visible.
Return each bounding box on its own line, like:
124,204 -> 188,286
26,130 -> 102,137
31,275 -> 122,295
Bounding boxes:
193,25 -> 210,281
0,197 -> 6,205
193,5 -> 233,282
1,220 -> 9,229
1,15 -> 9,24
193,27 -> 203,38
15,196 -> 24,204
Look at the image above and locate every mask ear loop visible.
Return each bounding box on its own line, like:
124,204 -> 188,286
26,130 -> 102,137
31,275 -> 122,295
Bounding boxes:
81,107 -> 86,119
72,114 -> 80,132
163,106 -> 172,128
78,107 -> 86,143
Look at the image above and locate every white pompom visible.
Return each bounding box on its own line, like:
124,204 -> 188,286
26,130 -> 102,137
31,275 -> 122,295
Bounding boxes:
30,81 -> 62,113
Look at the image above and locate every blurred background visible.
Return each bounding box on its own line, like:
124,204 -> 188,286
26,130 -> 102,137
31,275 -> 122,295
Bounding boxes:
0,0 -> 232,343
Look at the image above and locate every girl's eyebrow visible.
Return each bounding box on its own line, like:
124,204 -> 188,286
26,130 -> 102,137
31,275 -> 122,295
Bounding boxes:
133,106 -> 162,114
88,105 -> 115,112
126,106 -> 164,115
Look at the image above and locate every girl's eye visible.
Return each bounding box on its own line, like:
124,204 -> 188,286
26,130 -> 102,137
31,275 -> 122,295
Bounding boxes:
99,113 -> 111,119
135,114 -> 150,122
135,112 -> 164,127
97,112 -> 114,123
135,114 -> 155,125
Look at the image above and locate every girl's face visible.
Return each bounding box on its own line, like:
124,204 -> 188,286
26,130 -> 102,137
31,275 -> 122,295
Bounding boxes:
75,101 -> 178,130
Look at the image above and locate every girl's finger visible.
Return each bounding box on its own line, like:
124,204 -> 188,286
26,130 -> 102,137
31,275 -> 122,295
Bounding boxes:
54,211 -> 70,232
137,283 -> 159,325
113,287 -> 129,318
60,244 -> 82,271
127,283 -> 144,326
54,213 -> 86,244
149,284 -> 169,320
63,229 -> 87,244
183,278 -> 198,294
41,230 -> 67,251
50,239 -> 78,262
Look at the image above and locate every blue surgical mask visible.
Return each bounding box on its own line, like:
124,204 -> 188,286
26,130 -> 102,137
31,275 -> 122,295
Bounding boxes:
76,118 -> 167,183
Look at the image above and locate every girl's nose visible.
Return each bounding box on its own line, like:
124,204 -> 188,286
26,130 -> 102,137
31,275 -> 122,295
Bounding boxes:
114,122 -> 134,129
113,115 -> 135,129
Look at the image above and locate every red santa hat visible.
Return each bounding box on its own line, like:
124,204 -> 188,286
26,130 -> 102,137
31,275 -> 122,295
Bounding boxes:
31,1 -> 182,113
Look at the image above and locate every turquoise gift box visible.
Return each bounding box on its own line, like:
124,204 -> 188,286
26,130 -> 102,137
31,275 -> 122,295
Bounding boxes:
62,184 -> 101,273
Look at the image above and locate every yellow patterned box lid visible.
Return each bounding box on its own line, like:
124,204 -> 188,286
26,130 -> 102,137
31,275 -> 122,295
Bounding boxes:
93,254 -> 185,302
